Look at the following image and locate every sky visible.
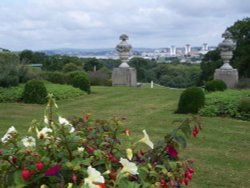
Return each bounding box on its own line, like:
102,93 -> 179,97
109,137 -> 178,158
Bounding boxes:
0,0 -> 249,51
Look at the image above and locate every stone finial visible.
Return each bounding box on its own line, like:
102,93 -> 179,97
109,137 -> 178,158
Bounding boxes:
116,34 -> 132,68
116,34 -> 132,53
119,34 -> 129,41
219,31 -> 236,52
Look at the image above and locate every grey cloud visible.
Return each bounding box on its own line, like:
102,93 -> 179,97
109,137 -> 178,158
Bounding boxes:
0,0 -> 249,50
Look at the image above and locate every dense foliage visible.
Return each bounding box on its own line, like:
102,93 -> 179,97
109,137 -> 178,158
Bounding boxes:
199,49 -> 223,84
199,89 -> 250,120
176,87 -> 205,114
22,80 -> 48,104
0,83 -> 86,103
68,72 -> 91,94
205,80 -> 227,92
228,17 -> 250,78
0,95 -> 202,187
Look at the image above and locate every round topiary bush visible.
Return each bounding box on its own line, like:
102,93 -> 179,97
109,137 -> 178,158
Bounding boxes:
68,71 -> 91,94
23,80 -> 48,104
176,87 -> 205,114
205,79 -> 227,92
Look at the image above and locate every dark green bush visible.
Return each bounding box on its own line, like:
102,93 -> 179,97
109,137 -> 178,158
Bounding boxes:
68,71 -> 91,94
23,80 -> 48,104
176,87 -> 205,114
205,79 -> 227,92
46,71 -> 68,84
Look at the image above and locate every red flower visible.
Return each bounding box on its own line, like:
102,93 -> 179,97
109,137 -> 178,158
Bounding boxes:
160,178 -> 166,187
22,168 -> 30,180
184,177 -> 189,186
169,180 -> 175,187
11,156 -> 17,164
166,145 -> 178,159
72,174 -> 77,183
88,146 -> 94,154
192,127 -> 199,137
44,164 -> 62,176
0,149 -> 2,155
124,128 -> 131,136
95,183 -> 106,188
36,161 -> 43,171
109,169 -> 116,180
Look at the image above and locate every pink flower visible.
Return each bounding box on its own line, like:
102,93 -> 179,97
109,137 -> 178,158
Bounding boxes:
166,145 -> 178,159
44,164 -> 62,176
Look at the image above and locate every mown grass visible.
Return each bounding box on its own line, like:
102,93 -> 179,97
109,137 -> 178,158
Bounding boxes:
0,85 -> 249,187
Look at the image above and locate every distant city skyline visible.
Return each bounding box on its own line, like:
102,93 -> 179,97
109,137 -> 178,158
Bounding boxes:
0,0 -> 249,51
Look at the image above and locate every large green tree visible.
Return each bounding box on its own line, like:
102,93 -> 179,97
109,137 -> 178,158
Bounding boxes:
228,17 -> 250,77
199,49 -> 223,83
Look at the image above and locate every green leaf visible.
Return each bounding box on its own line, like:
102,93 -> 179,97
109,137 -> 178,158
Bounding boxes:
174,135 -> 187,148
13,171 -> 26,188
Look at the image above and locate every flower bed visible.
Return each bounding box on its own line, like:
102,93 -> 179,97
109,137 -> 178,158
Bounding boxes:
0,94 -> 202,187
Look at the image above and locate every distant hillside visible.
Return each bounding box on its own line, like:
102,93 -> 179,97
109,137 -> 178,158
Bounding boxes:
40,48 -> 154,57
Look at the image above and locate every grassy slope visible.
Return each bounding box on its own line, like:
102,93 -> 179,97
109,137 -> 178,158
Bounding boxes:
0,85 -> 249,187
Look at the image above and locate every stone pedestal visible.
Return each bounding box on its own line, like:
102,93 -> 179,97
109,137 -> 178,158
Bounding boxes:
112,67 -> 137,87
214,68 -> 238,88
112,34 -> 137,87
214,30 -> 238,88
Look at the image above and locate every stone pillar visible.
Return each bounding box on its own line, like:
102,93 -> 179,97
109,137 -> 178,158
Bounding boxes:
112,34 -> 137,87
214,31 -> 238,88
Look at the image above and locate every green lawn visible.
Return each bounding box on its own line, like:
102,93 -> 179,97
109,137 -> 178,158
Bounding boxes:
0,86 -> 250,187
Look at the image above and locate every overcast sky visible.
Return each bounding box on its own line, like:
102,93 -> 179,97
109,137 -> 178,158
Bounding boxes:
0,0 -> 249,51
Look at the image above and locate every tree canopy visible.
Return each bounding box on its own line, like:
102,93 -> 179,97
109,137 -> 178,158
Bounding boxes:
228,17 -> 250,77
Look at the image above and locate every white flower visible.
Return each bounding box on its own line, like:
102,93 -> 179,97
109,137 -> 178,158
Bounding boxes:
1,126 -> 17,143
58,116 -> 70,125
77,147 -> 85,152
120,158 -> 139,175
84,166 -> 105,188
139,130 -> 154,149
69,126 -> 75,133
36,127 -> 53,139
22,136 -> 36,147
58,116 -> 75,133
126,148 -> 133,160
44,116 -> 49,124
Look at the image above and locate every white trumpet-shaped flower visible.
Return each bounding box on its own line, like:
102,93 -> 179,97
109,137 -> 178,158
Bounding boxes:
22,136 -> 36,147
58,116 -> 75,133
139,129 -> 154,149
84,166 -> 105,188
126,148 -> 133,160
1,126 -> 17,143
77,147 -> 85,152
120,158 -> 139,175
36,127 -> 53,139
58,116 -> 70,125
44,116 -> 49,124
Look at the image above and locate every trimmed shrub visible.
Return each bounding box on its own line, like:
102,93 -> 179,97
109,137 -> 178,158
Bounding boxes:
68,71 -> 91,94
23,80 -> 48,104
177,87 -> 205,114
205,79 -> 227,92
